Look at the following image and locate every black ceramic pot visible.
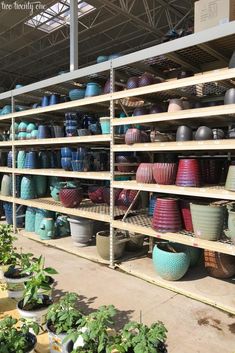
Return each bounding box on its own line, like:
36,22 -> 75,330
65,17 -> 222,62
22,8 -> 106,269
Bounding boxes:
176,125 -> 192,141
224,88 -> 235,105
195,126 -> 213,141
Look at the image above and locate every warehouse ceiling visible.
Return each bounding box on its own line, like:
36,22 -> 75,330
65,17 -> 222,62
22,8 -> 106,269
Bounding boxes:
0,0 -> 194,90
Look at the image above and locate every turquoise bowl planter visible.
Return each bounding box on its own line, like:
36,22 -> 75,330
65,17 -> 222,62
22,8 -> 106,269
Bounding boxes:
18,121 -> 28,132
10,122 -> 19,134
34,175 -> 47,197
69,88 -> 85,100
100,117 -> 110,134
26,123 -> 36,133
152,243 -> 190,281
1,105 -> 11,115
25,207 -> 36,232
85,82 -> 102,97
20,176 -> 36,200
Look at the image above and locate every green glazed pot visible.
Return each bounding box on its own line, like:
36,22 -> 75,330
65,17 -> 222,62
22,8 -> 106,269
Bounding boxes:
225,166 -> 235,191
25,207 -> 36,232
20,176 -> 36,199
34,175 -> 47,197
35,209 -> 52,235
190,203 -> 225,241
39,217 -> 55,240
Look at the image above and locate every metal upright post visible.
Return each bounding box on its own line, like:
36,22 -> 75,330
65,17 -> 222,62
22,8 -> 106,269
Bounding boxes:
70,0 -> 78,71
109,61 -> 115,269
11,95 -> 16,234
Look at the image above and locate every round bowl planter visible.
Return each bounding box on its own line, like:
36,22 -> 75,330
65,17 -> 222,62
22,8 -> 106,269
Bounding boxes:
125,128 -> 142,145
225,165 -> 235,191
85,82 -> 102,97
47,323 -> 67,353
103,187 -> 121,205
204,250 -> 235,278
59,187 -> 83,208
4,269 -> 31,299
152,243 -> 190,281
96,231 -> 127,260
68,217 -> 94,247
138,72 -> 155,87
176,159 -> 201,187
152,198 -> 182,233
88,185 -> 105,204
136,163 -> 154,183
126,76 -> 139,89
224,88 -> 235,105
190,203 -> 225,241
179,199 -> 193,232
117,189 -> 139,210
153,163 -> 177,185
116,155 -> 137,173
195,126 -> 213,141
176,125 -> 193,141
69,88 -> 85,101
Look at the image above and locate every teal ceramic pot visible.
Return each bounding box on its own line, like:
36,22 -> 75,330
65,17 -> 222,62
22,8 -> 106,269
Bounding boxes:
35,209 -> 51,235
25,207 -> 36,232
34,175 -> 47,197
26,133 -> 32,140
1,174 -> 12,196
20,176 -> 36,200
10,122 -> 19,134
1,105 -> 11,115
55,215 -> 70,237
18,132 -> 27,140
50,182 -> 66,201
99,117 -> 110,134
69,88 -> 85,101
26,123 -> 36,133
39,218 -> 55,240
31,130 -> 38,139
152,243 -> 190,281
18,121 -> 28,132
97,55 -> 108,63
85,82 -> 102,97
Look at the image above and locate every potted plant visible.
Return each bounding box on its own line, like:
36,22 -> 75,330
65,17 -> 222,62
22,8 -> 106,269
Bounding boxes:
46,292 -> 84,352
64,305 -> 116,352
17,256 -> 57,330
0,316 -> 39,353
0,224 -> 17,279
108,321 -> 168,353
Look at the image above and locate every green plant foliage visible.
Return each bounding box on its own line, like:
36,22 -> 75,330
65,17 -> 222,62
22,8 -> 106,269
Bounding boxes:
0,315 -> 39,353
0,224 -> 17,266
46,292 -> 83,334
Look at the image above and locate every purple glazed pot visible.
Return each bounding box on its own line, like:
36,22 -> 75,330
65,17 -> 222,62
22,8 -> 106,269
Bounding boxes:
152,198 -> 182,232
176,159 -> 202,187
136,163 -> 154,184
126,77 -> 139,90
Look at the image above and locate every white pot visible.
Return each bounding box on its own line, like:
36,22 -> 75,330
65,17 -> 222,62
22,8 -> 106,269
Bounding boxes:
47,325 -> 66,353
68,217 -> 94,247
17,299 -> 50,332
4,273 -> 30,299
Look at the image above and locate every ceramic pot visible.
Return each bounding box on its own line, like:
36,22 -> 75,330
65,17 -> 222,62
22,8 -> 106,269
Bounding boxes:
35,209 -> 52,235
176,159 -> 201,187
153,243 -> 190,281
72,148 -> 87,161
41,95 -> 50,107
100,117 -> 110,134
152,198 -> 182,232
49,94 -> 60,105
38,125 -> 51,139
50,182 -> 66,202
88,122 -> 101,135
117,189 -> 139,210
148,194 -> 157,216
38,218 -> 55,240
18,132 -> 27,140
224,88 -> 235,105
38,151 -> 50,169
204,250 -> 235,278
195,126 -> 213,140
125,128 -> 141,145
25,207 -> 36,232
55,215 -> 70,237
1,174 -> 12,196
126,233 -> 144,251
66,126 -> 78,137
190,203 -> 225,241
88,185 -> 104,204
60,187 -> 83,208
225,165 -> 235,191
20,176 -> 36,199
7,151 -> 13,168
69,88 -> 85,101
212,128 -> 225,140
138,73 -> 155,87
179,199 -> 193,232
133,107 -> 149,116
71,160 -> 86,172
177,70 -> 194,79
61,147 -> 73,158
153,163 -> 177,185
116,154 -> 137,173
228,128 -> 235,139
229,50 -> 235,68
68,217 -> 93,246
26,123 -> 36,133
77,128 -> 91,136
34,175 -> 47,197
149,104 -> 164,114
3,203 -> 25,227
10,175 -> 21,197
96,231 -> 127,260
109,53 -> 121,60
176,125 -> 193,141
97,55 -> 108,63
25,151 -> 37,169
200,159 -> 222,184
126,76 -> 139,89
31,130 -> 38,139
136,163 -> 154,183
18,121 -> 28,132
85,82 -> 101,97
61,157 -> 72,171
51,125 -> 64,138
168,99 -> 183,112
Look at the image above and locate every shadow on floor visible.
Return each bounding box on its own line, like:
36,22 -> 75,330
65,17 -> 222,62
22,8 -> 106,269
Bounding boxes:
0,297 -> 17,316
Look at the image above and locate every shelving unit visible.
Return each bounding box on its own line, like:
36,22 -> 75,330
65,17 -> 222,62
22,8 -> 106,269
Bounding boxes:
1,22 -> 235,314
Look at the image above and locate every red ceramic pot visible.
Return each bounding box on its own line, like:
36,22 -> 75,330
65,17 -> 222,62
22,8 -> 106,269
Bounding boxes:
125,128 -> 142,145
136,163 -> 154,183
88,185 -> 105,204
179,199 -> 193,232
153,163 -> 177,185
126,76 -> 139,89
152,198 -> 182,232
59,188 -> 83,208
176,159 -> 202,187
117,189 -> 139,210
116,155 -> 137,173
200,159 -> 222,185
103,187 -> 121,205
138,73 -> 155,87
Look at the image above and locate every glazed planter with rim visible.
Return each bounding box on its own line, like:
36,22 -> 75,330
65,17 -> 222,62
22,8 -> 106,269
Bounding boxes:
152,243 -> 190,281
152,198 -> 182,232
47,323 -> 67,353
59,187 -> 83,208
153,163 -> 177,185
88,185 -> 105,204
179,199 -> 193,232
136,163 -> 154,183
68,217 -> 93,247
125,128 -> 142,145
4,269 -> 31,299
225,165 -> 235,191
176,159 -> 201,187
204,250 -> 235,278
190,203 -> 225,241
96,230 -> 128,260
85,82 -> 102,97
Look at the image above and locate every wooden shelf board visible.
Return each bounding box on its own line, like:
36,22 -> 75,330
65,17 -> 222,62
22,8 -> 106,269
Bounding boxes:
12,135 -> 111,146
113,139 -> 235,152
112,104 -> 235,126
112,215 -> 235,256
112,180 -> 235,200
117,256 -> 235,314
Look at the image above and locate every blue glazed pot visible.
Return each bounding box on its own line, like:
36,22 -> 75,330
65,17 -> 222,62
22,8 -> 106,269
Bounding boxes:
109,53 -> 121,60
49,94 -> 60,105
61,147 -> 73,158
65,126 -> 77,137
41,95 -> 50,107
50,182 -> 66,201
88,122 -> 101,135
148,194 -> 157,216
34,175 -> 47,197
65,119 -> 78,127
82,115 -> 97,129
85,82 -> 102,97
25,151 -> 37,169
3,203 -> 25,227
10,175 -> 21,197
61,157 -> 72,171
72,148 -> 87,161
71,160 -> 84,172
1,105 -> 11,115
50,152 -> 59,168
69,88 -> 85,101
25,207 -> 36,232
153,243 -> 190,281
31,130 -> 38,139
15,84 -> 23,89
38,151 -> 50,169
38,125 -> 51,139
100,117 -> 110,134
10,122 -> 19,134
7,151 -> 13,168
96,55 -> 108,63
65,112 -> 79,121
20,176 -> 36,199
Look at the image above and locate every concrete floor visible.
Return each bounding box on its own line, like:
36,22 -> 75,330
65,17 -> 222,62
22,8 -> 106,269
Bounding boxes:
16,236 -> 235,353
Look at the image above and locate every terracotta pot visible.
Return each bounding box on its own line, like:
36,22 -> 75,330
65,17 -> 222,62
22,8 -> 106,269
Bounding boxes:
200,159 -> 222,184
59,187 -> 83,208
153,163 -> 177,185
138,73 -> 155,87
224,88 -> 235,105
225,165 -> 235,191
179,199 -> 193,232
176,159 -> 201,187
204,250 -> 235,278
168,99 -> 183,112
195,126 -> 213,140
176,125 -> 193,141
125,128 -> 141,145
116,155 -> 137,173
152,198 -> 182,232
136,163 -> 154,183
190,203 -> 225,241
117,189 -> 139,210
88,185 -> 105,204
126,76 -> 139,89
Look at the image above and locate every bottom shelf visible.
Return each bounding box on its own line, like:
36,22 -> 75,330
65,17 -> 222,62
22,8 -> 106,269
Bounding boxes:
117,256 -> 235,315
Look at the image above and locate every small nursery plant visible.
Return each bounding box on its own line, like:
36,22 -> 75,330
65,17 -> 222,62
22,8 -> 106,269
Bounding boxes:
0,316 -> 39,353
0,224 -> 17,266
46,292 -> 83,334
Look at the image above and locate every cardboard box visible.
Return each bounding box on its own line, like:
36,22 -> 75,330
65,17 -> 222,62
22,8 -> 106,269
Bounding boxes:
194,0 -> 235,32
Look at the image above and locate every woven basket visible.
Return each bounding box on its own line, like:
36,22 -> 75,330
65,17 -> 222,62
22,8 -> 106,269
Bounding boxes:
204,250 -> 235,279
